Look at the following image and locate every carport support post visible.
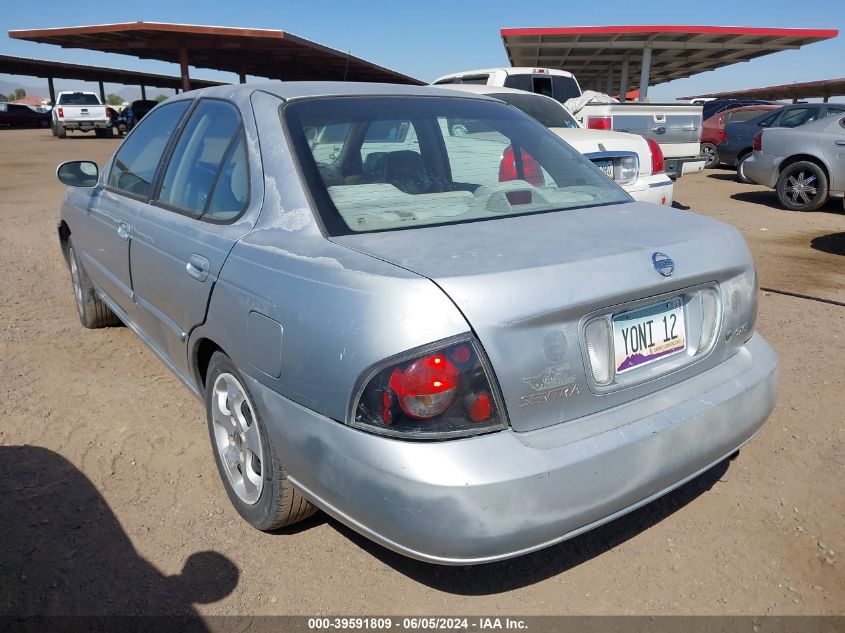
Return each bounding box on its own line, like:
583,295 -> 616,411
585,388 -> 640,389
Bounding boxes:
823,95 -> 829,103
179,47 -> 191,92
619,60 -> 629,102
605,68 -> 613,96
47,77 -> 55,104
638,46 -> 652,102
140,85 -> 147,100
98,81 -> 105,104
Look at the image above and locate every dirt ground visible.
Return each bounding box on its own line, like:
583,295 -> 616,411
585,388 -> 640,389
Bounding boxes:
0,128 -> 843,617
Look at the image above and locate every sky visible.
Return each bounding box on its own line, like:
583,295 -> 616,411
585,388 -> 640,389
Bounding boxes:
1,0 -> 843,102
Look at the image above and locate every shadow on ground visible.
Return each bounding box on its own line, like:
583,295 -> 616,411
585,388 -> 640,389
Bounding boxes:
811,232 -> 845,256
706,172 -> 741,182
0,445 -> 238,622
329,455 -> 732,595
730,190 -> 844,214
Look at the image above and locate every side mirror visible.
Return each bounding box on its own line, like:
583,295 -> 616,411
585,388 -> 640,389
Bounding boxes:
57,161 -> 99,188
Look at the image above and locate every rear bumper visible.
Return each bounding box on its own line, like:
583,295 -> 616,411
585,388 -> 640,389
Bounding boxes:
623,173 -> 674,205
665,157 -> 706,180
248,333 -> 778,565
58,120 -> 110,130
743,152 -> 781,188
716,143 -> 742,167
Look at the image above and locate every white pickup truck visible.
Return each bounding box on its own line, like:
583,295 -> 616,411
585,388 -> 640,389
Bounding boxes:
51,91 -> 113,139
436,84 -> 673,206
433,67 -> 705,180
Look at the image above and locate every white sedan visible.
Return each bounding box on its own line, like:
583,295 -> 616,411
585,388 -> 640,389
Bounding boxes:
436,84 -> 674,206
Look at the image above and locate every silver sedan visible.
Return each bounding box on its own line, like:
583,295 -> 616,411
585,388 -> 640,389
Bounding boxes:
744,113 -> 845,211
55,82 -> 778,565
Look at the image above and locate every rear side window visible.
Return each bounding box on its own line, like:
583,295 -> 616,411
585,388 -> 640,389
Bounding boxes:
503,75 -> 533,92
204,134 -> 250,222
779,108 -> 818,128
108,101 -> 191,198
157,99 -> 246,218
552,76 -> 580,101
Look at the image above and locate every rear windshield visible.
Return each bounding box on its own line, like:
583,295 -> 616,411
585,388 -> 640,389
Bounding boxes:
488,92 -> 579,129
57,93 -> 101,106
285,96 -> 628,235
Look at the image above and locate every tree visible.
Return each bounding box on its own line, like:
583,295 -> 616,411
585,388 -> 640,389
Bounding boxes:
14,88 -> 25,100
106,93 -> 123,106
154,94 -> 168,103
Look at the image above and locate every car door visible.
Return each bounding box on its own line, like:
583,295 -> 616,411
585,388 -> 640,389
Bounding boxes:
128,98 -> 253,376
821,114 -> 845,192
76,100 -> 191,317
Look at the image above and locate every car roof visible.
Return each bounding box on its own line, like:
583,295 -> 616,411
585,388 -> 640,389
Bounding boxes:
434,67 -> 576,80
176,81 -> 499,103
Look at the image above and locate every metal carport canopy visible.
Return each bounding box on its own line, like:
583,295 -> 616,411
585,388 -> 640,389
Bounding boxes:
8,22 -> 424,91
0,54 -> 223,103
500,25 -> 838,101
681,76 -> 845,102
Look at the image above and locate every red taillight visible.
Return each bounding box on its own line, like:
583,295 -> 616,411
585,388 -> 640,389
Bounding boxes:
752,131 -> 763,152
57,107 -> 64,118
646,137 -> 665,175
498,145 -> 544,187
354,339 -> 505,438
720,128 -> 728,144
388,355 -> 460,419
587,116 -> 612,130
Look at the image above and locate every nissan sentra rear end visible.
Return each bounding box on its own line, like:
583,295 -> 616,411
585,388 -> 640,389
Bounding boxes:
267,90 -> 778,564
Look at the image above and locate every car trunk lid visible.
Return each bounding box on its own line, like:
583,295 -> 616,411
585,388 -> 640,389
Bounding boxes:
332,202 -> 753,432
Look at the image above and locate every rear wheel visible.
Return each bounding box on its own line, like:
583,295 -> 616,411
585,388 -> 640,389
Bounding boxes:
776,161 -> 828,212
700,142 -> 719,168
205,352 -> 316,530
736,153 -> 752,183
55,123 -> 66,139
67,239 -> 121,328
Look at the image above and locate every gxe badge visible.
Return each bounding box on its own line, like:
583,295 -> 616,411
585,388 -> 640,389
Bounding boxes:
652,252 -> 674,277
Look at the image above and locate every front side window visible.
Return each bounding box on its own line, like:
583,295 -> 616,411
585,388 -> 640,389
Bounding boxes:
285,96 -> 629,235
757,111 -> 781,128
157,100 -> 244,216
107,100 -> 191,198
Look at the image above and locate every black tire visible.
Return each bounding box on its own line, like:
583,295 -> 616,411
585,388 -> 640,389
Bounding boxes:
776,161 -> 829,212
700,142 -> 719,169
67,239 -> 121,328
205,352 -> 316,531
736,153 -> 752,183
55,123 -> 66,139
50,122 -> 57,137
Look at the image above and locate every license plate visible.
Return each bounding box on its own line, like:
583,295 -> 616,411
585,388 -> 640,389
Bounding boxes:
592,159 -> 614,178
613,297 -> 686,374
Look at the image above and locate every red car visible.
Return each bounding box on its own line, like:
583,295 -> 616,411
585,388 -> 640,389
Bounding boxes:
700,105 -> 780,168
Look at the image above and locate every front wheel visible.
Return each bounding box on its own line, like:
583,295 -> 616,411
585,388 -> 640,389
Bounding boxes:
700,143 -> 719,169
205,352 -> 316,531
776,161 -> 828,212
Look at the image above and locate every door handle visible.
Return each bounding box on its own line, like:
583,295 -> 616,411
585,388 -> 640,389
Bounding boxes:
117,221 -> 131,241
186,254 -> 210,281
834,139 -> 845,146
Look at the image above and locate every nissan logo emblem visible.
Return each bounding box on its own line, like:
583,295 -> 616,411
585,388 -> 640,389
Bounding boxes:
652,252 -> 674,277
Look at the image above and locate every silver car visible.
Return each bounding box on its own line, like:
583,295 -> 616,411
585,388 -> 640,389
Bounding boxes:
56,82 -> 778,565
744,113 -> 845,211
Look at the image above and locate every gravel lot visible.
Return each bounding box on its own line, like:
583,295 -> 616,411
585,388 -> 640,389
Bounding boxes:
0,128 -> 842,616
